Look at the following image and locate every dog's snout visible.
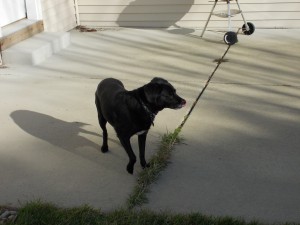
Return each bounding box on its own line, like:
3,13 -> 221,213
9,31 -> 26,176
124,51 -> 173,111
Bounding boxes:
181,99 -> 186,106
174,97 -> 186,109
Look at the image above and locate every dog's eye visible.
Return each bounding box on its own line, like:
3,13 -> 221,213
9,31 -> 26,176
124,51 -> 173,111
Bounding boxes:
164,89 -> 175,98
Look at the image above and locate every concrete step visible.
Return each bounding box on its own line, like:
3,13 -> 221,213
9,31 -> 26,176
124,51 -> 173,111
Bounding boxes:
0,20 -> 44,51
2,32 -> 70,65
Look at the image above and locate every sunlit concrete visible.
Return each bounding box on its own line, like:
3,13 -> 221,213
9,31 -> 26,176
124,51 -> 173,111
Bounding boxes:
2,32 -> 70,65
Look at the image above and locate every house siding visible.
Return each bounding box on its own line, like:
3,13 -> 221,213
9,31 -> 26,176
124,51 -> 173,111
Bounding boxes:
77,0 -> 300,29
41,0 -> 77,32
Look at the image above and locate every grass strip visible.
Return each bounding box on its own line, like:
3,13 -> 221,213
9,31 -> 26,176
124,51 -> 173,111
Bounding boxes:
6,200 -> 290,225
126,127 -> 182,210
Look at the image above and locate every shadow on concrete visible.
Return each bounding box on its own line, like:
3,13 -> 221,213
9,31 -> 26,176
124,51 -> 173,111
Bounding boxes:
117,0 -> 194,28
10,110 -> 100,152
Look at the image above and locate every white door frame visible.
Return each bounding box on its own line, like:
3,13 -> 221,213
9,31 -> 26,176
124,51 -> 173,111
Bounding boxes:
0,0 -> 43,38
26,0 -> 43,21
0,0 -> 27,27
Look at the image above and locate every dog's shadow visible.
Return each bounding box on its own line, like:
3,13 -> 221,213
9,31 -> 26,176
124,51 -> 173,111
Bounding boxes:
10,110 -> 102,153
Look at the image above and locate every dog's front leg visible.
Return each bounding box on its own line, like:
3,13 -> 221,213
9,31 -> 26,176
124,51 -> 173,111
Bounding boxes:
119,137 -> 136,174
138,132 -> 150,169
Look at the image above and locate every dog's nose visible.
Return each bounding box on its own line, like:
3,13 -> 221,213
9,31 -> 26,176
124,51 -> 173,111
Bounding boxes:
181,99 -> 186,107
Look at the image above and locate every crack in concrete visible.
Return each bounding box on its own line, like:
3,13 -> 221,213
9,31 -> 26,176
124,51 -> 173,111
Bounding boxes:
128,41 -> 234,210
179,45 -> 231,129
127,45 -> 232,210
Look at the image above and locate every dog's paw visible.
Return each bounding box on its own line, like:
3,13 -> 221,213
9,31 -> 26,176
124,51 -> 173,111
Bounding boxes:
141,162 -> 151,169
127,164 -> 134,174
101,145 -> 108,153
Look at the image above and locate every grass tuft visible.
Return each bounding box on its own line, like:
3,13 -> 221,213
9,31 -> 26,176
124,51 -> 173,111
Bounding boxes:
127,127 -> 183,210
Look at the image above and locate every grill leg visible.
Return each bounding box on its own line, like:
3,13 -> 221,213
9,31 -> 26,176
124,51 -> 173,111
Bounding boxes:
227,0 -> 232,31
200,0 -> 218,38
235,0 -> 249,31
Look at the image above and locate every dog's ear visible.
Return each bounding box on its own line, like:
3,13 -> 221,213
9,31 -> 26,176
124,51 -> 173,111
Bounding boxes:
143,82 -> 162,105
150,77 -> 170,85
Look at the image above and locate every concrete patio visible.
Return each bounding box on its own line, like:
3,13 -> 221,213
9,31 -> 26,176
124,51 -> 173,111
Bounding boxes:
0,28 -> 299,223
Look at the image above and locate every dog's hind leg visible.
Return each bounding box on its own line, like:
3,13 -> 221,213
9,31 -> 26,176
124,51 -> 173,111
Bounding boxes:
95,95 -> 109,153
118,136 -> 136,174
138,132 -> 150,169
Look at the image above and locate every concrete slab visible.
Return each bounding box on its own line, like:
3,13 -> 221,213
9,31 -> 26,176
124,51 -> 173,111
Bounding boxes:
2,32 -> 70,65
143,29 -> 300,223
0,28 -> 227,210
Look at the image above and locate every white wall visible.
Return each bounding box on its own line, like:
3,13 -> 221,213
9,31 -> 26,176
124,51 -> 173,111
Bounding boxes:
41,0 -> 76,32
77,0 -> 300,29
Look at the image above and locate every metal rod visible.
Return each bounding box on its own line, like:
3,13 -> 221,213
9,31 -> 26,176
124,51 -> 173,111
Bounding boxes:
235,0 -> 249,30
200,0 -> 218,38
228,0 -> 232,31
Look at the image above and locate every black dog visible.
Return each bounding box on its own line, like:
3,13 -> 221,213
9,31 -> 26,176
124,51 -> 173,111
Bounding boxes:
95,77 -> 186,174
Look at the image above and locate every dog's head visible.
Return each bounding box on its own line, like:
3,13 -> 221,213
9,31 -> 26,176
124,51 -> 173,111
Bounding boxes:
144,77 -> 186,111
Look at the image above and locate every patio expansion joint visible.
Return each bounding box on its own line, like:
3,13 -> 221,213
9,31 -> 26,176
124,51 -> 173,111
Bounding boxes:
179,45 -> 231,129
126,44 -> 232,210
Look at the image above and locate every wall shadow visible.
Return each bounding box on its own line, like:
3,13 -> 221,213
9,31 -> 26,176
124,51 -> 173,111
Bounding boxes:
117,0 -> 194,28
10,110 -> 100,152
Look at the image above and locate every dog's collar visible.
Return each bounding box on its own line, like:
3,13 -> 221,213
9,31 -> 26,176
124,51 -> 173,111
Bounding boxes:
139,99 -> 156,126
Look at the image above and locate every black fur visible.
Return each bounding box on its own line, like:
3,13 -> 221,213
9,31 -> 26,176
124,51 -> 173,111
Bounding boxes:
95,77 -> 186,174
